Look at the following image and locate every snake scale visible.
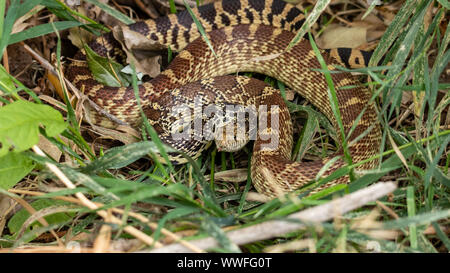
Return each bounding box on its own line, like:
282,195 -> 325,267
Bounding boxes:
66,0 -> 382,198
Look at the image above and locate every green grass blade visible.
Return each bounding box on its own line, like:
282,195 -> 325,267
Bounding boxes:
308,32 -> 353,172
287,0 -> 330,50
369,0 -> 416,66
183,0 -> 216,57
406,186 -> 418,249
8,21 -> 83,45
0,0 -> 20,60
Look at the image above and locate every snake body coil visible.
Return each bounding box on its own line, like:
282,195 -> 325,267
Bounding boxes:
67,0 -> 381,198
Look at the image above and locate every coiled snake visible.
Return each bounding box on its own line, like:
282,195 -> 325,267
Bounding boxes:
66,0 -> 381,198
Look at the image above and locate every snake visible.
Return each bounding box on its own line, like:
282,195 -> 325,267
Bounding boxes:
66,0 -> 382,198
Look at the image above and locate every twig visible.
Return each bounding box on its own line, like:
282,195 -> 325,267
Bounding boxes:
146,182 -> 397,252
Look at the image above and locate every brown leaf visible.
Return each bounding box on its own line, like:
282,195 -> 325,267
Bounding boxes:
285,89 -> 295,101
89,124 -> 141,145
0,195 -> 16,235
38,135 -> 62,162
206,168 -> 248,183
11,5 -> 44,34
317,24 -> 368,49
68,27 -> 94,50
112,25 -> 164,78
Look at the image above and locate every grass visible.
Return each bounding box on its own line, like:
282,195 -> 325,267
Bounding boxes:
0,0 -> 449,253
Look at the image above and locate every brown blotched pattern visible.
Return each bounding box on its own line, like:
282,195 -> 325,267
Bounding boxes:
66,0 -> 381,198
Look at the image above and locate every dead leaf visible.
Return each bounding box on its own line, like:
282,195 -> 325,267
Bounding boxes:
246,191 -> 270,203
352,14 -> 387,42
112,25 -> 164,78
110,238 -> 144,252
89,124 -> 141,145
388,132 -> 409,171
206,168 -> 248,183
38,135 -> 62,162
11,5 -> 45,34
68,27 -> 94,50
285,89 -> 295,101
0,195 -> 16,236
317,24 -> 368,49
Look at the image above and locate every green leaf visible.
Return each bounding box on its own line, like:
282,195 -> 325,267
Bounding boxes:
0,0 -> 19,60
287,0 -> 329,49
349,140 -> 417,192
93,184 -> 174,210
169,0 -> 177,14
308,32 -> 354,181
153,207 -> 198,241
0,152 -> 35,190
60,166 -> 118,201
361,0 -> 378,20
15,0 -> 42,19
0,64 -> 15,94
407,186 -> 418,249
0,64 -> 41,102
7,199 -> 74,240
82,141 -> 165,173
436,0 -> 450,9
41,0 -> 106,35
84,44 -> 131,87
201,217 -> 241,253
383,209 -> 450,230
0,100 -> 67,156
129,63 -> 175,176
424,135 -> 450,188
432,222 -> 450,251
8,21 -> 83,45
369,0 -> 416,66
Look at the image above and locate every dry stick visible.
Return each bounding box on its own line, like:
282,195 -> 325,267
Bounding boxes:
31,145 -> 163,248
93,209 -> 112,252
8,189 -> 204,253
147,182 -> 397,253
3,50 -> 9,74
